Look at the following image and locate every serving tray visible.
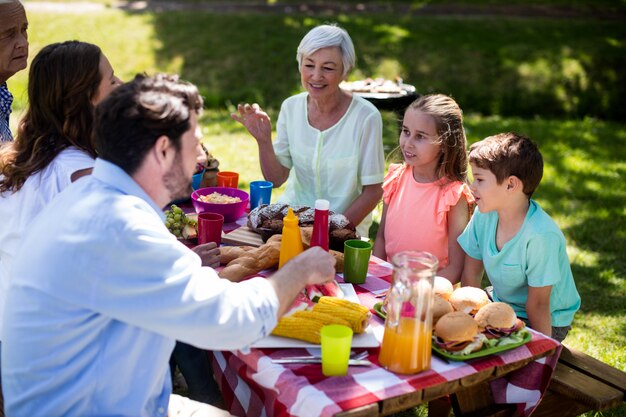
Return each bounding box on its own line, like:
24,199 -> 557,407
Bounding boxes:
431,330 -> 532,361
251,284 -> 380,348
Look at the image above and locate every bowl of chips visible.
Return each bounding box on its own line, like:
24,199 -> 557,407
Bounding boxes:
191,186 -> 249,223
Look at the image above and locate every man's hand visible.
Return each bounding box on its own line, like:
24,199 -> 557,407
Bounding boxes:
283,246 -> 336,286
192,242 -> 220,269
269,247 -> 336,318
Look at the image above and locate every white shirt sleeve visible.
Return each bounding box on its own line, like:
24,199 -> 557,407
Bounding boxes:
357,107 -> 385,186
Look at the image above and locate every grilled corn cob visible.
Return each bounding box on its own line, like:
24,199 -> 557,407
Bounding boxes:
313,296 -> 371,334
271,316 -> 323,344
317,296 -> 371,315
291,310 -> 351,327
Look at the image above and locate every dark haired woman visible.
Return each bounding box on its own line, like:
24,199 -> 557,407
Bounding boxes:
0,41 -> 120,398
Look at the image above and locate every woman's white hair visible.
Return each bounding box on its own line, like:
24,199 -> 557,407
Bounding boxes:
296,24 -> 356,77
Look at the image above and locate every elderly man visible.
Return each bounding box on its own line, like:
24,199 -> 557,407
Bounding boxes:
0,0 -> 28,142
1,73 -> 336,417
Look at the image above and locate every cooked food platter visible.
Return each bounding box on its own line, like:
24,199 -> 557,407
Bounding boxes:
432,330 -> 532,361
340,78 -> 419,113
374,286 -> 533,362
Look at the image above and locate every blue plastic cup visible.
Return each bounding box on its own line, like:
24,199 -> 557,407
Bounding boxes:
191,168 -> 205,190
250,180 -> 273,210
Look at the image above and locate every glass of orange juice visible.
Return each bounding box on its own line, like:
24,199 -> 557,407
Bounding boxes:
378,251 -> 438,374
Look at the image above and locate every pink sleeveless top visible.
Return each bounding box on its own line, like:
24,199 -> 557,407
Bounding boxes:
382,164 -> 474,267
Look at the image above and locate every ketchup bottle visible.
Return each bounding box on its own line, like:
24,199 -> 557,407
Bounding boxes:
309,199 -> 330,251
278,208 -> 304,268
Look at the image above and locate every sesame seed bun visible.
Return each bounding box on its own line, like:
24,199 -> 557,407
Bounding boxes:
449,287 -> 489,315
474,302 -> 516,330
433,276 -> 454,300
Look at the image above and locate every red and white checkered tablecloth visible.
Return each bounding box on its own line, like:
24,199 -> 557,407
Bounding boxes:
209,257 -> 562,417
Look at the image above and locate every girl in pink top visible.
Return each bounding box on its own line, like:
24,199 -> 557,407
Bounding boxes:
373,94 -> 474,284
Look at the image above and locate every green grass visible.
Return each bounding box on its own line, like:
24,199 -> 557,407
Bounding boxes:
29,0 -> 626,9
143,12 -> 626,120
13,2 -> 626,121
9,4 -> 626,416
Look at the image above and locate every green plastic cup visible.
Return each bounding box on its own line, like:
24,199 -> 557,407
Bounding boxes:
321,324 -> 353,376
343,239 -> 372,284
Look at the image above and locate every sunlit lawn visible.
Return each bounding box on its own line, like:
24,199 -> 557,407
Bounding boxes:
9,4 -> 626,416
14,3 -> 626,120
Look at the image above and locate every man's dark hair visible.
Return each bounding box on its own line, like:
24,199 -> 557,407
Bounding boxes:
94,73 -> 203,175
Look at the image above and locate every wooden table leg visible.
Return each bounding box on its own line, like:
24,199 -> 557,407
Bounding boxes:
450,383 -> 517,417
428,397 -> 452,417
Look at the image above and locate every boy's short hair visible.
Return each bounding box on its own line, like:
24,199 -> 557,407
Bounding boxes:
469,132 -> 543,197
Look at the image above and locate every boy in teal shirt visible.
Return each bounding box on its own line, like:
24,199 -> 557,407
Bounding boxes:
458,132 -> 580,341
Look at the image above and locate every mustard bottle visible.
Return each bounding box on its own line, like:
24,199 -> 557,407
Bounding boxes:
278,208 -> 304,268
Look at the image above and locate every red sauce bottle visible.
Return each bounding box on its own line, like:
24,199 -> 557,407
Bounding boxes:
310,199 -> 330,251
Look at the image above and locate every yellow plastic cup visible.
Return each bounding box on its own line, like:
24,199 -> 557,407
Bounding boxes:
321,324 -> 353,376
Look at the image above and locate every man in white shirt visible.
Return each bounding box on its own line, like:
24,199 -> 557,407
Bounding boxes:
0,0 -> 28,142
1,73 -> 336,417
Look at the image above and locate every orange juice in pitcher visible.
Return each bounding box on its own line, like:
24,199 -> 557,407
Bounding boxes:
378,317 -> 432,373
378,251 -> 438,374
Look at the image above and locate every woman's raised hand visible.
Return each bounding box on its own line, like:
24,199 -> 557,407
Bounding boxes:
231,103 -> 272,144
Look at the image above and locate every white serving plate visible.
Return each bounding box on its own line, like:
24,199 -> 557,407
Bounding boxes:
250,284 -> 380,348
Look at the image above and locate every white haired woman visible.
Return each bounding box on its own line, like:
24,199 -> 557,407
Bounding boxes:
232,23 -> 384,238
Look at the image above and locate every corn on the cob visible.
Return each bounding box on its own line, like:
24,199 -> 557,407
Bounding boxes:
317,296 -> 370,315
313,296 -> 371,334
291,310 -> 350,327
271,316 -> 323,344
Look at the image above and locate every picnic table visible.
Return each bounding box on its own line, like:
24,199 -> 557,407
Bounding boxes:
199,215 -> 562,417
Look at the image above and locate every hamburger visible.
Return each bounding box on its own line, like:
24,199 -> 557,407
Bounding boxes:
433,311 -> 486,355
433,276 -> 454,300
449,286 -> 489,315
432,295 -> 453,325
474,302 -> 526,342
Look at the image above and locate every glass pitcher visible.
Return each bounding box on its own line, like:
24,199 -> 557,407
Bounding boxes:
378,251 -> 439,374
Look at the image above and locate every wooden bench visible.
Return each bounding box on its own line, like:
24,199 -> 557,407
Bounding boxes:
445,346 -> 626,417
532,346 -> 626,417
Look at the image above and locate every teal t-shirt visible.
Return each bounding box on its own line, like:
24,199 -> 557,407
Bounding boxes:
458,200 -> 581,327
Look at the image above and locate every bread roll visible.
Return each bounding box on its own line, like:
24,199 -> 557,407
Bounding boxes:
449,286 -> 489,315
218,239 -> 280,282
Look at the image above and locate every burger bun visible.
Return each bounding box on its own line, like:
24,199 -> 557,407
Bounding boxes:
434,311 -> 479,343
433,276 -> 454,300
449,286 -> 489,315
432,295 -> 454,325
474,302 -> 516,329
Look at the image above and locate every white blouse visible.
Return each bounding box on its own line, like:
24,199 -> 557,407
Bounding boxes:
273,92 -> 385,237
0,146 -> 94,337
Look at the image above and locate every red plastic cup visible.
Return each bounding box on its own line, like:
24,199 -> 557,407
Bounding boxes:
216,171 -> 239,188
197,212 -> 224,245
